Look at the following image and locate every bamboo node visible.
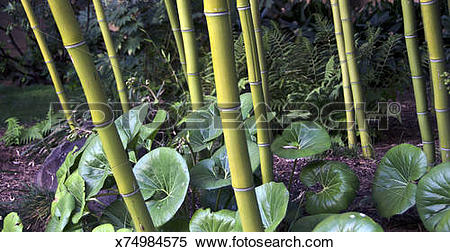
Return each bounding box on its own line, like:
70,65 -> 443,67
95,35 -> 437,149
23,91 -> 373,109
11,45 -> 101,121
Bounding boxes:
121,188 -> 141,198
422,141 -> 434,144
435,108 -> 450,113
258,143 -> 271,147
411,75 -> 424,79
204,11 -> 230,17
187,72 -> 200,76
233,185 -> 255,192
430,58 -> 444,63
56,90 -> 64,95
341,18 -> 351,22
97,19 -> 106,22
237,6 -> 251,11
172,28 -> 181,32
260,70 -> 267,74
93,117 -> 114,128
109,55 -> 117,59
64,41 -> 86,49
45,60 -> 53,64
254,28 -> 262,33
249,81 -> 262,86
181,28 -> 194,33
31,25 -> 39,30
416,111 -> 429,115
335,32 -> 343,35
350,81 -> 361,85
404,35 -> 417,39
118,88 -> 127,93
218,105 -> 241,112
420,0 -> 437,5
441,147 -> 450,151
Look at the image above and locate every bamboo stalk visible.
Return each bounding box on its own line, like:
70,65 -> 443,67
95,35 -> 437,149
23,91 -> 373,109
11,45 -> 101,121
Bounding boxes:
249,0 -> 270,105
204,0 -> 264,232
236,0 -> 273,183
176,0 -> 204,111
420,0 -> 450,162
92,0 -> 130,113
163,0 -> 188,79
401,0 -> 436,165
339,0 -> 373,158
46,0 -> 155,231
20,0 -> 75,130
330,0 -> 357,149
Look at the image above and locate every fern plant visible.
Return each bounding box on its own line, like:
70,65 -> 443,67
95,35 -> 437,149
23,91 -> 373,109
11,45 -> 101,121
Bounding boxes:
0,117 -> 23,146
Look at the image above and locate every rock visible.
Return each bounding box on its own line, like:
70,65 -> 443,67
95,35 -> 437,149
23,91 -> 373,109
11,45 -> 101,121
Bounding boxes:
35,138 -> 86,191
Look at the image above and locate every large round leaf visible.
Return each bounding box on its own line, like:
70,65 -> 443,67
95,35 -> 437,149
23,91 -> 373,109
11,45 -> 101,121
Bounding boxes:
313,212 -> 383,232
186,104 -> 223,152
416,162 -> 450,232
189,208 -> 238,232
212,140 -> 260,173
290,214 -> 335,232
372,144 -> 427,218
1,212 -> 23,232
115,103 -> 149,147
300,161 -> 359,214
271,121 -> 331,159
255,182 -> 289,231
134,147 -> 189,227
78,136 -> 112,199
190,159 -> 231,190
240,92 -> 254,120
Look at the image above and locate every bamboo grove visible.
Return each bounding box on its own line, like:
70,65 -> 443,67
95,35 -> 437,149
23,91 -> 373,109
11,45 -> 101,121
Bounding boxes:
17,0 -> 449,232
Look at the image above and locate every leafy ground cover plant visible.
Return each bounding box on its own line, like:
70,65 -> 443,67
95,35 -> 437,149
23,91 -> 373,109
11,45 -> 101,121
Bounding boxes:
372,144 -> 450,231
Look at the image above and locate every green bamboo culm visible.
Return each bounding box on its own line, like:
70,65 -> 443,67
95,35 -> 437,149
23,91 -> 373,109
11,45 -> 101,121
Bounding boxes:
236,0 -> 273,183
176,0 -> 204,110
339,0 -> 373,158
92,0 -> 130,113
163,0 -> 188,79
20,0 -> 75,130
330,0 -> 357,149
401,0 -> 436,166
420,0 -> 450,162
249,0 -> 270,105
46,0 -> 155,231
204,0 -> 264,231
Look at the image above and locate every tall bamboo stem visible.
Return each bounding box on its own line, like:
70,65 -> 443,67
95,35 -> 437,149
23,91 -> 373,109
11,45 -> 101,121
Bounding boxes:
204,0 -> 264,232
92,0 -> 130,113
236,0 -> 273,183
420,0 -> 450,162
339,0 -> 373,158
401,0 -> 435,165
330,0 -> 357,149
20,0 -> 75,130
46,0 -> 155,231
163,0 -> 188,79
176,0 -> 204,111
249,0 -> 270,105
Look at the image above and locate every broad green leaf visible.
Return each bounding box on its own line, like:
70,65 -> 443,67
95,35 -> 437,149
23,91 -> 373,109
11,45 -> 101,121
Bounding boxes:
117,228 -> 133,232
186,103 -> 223,152
313,212 -> 383,232
159,217 -> 190,232
198,187 -> 237,211
78,136 -> 112,199
79,105 -> 150,199
64,171 -> 86,223
190,159 -> 231,190
134,147 -> 189,227
416,162 -> 450,232
240,92 -> 253,120
100,199 -> 132,230
138,110 -> 167,150
255,182 -> 289,231
1,212 -> 23,232
56,147 -> 79,185
300,161 -> 359,214
45,190 -> 76,232
271,121 -> 331,159
290,214 -> 335,232
244,112 -> 276,136
115,103 -> 149,146
212,140 -> 260,173
372,144 -> 427,217
92,223 -> 115,232
189,208 -> 238,232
